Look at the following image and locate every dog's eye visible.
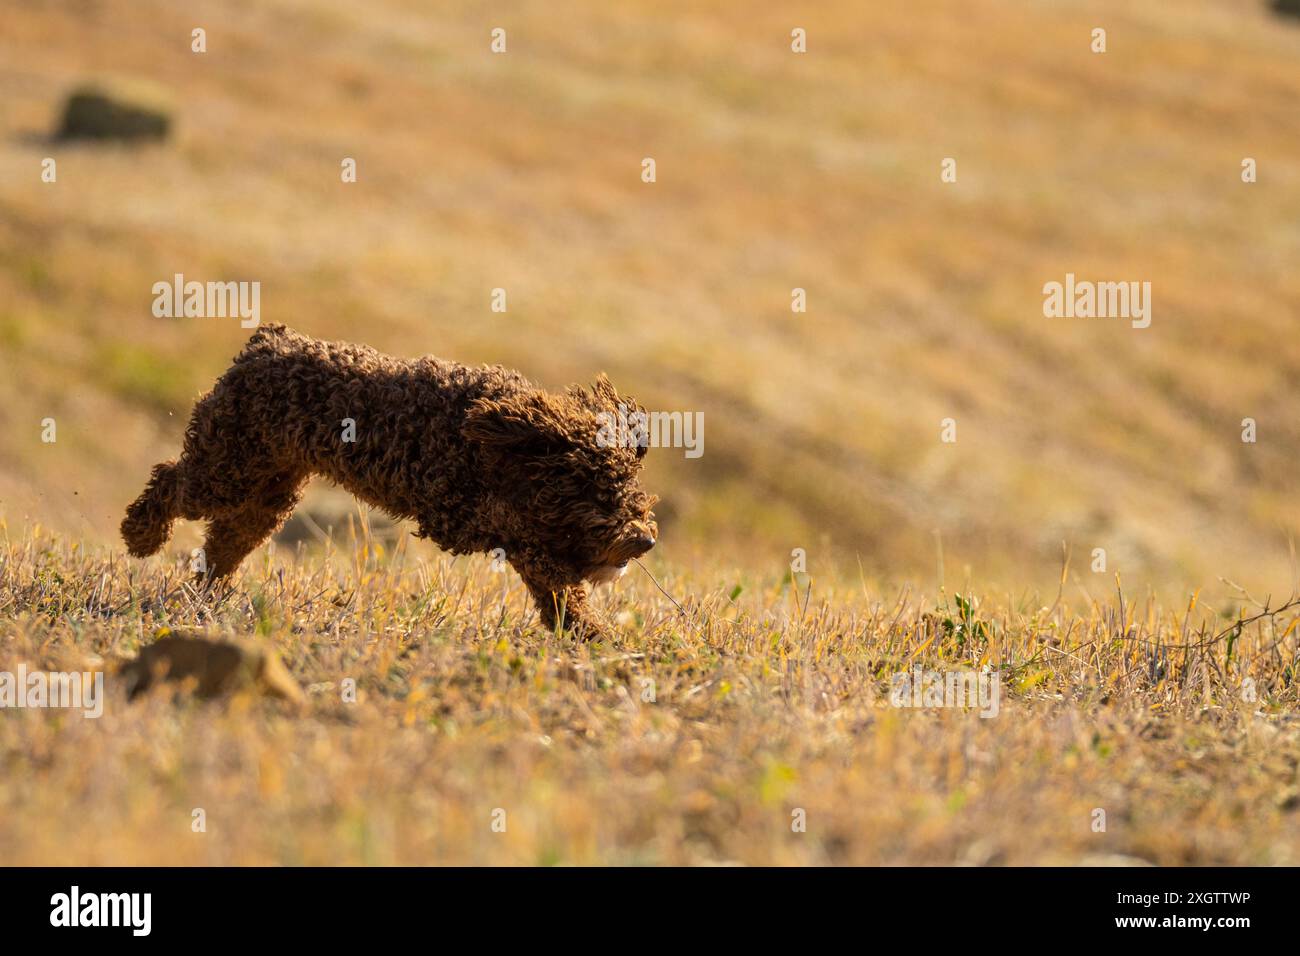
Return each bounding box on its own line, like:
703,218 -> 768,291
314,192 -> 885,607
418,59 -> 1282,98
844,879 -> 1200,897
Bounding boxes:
634,442 -> 648,461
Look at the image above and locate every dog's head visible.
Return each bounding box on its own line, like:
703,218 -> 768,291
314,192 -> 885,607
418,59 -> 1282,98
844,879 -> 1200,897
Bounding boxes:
463,374 -> 659,585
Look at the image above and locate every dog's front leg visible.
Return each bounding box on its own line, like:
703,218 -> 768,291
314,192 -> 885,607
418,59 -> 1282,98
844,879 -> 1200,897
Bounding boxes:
522,577 -> 609,641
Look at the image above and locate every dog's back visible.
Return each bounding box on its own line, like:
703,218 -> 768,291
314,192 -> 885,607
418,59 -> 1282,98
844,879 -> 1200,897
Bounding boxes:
123,324 -> 532,572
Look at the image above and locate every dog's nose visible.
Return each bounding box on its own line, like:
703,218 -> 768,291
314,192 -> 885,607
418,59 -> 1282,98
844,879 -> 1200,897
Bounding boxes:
632,533 -> 656,556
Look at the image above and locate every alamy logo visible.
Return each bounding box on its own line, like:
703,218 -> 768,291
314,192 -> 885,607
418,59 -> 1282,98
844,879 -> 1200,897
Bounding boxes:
0,664 -> 103,718
152,273 -> 261,328
1042,272 -> 1151,329
596,403 -> 704,459
889,667 -> 1000,718
50,886 -> 151,936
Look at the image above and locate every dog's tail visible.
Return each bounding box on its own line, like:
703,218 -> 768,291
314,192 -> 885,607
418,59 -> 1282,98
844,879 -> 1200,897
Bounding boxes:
121,460 -> 183,557
234,323 -> 297,363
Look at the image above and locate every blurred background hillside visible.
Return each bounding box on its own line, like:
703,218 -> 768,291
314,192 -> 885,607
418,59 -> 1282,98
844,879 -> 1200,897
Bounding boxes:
1,0 -> 1299,595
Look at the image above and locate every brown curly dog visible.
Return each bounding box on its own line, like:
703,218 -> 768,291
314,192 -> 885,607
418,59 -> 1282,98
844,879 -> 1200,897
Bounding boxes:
121,325 -> 658,639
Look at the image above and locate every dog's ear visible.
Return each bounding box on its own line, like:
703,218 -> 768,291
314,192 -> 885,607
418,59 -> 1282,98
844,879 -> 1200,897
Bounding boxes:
589,373 -> 647,418
462,392 -> 573,455
589,374 -> 650,461
590,373 -> 622,409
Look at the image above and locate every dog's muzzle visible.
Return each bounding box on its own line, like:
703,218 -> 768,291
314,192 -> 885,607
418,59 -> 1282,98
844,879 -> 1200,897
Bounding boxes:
587,532 -> 656,584
587,563 -> 630,584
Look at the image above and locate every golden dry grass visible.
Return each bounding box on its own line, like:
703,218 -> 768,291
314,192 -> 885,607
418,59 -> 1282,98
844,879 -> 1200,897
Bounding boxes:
2,524 -> 1298,865
3,1 -> 1300,866
1,1 -> 1300,591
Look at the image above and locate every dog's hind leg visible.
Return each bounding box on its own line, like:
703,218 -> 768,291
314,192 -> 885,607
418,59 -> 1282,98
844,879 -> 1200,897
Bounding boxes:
196,471 -> 308,581
122,460 -> 185,557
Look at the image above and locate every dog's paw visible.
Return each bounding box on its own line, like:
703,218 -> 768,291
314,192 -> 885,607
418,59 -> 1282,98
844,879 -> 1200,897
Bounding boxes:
566,617 -> 614,643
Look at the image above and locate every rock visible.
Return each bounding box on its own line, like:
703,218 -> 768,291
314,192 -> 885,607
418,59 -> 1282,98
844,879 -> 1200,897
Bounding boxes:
56,81 -> 172,142
118,631 -> 304,705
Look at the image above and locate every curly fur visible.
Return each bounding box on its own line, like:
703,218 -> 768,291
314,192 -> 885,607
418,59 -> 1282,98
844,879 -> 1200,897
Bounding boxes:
122,325 -> 658,639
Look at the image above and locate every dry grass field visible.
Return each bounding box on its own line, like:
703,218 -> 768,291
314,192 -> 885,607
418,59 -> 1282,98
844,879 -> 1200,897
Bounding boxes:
2,0 -> 1300,589
2,526 -> 1299,865
2,1 -> 1300,865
